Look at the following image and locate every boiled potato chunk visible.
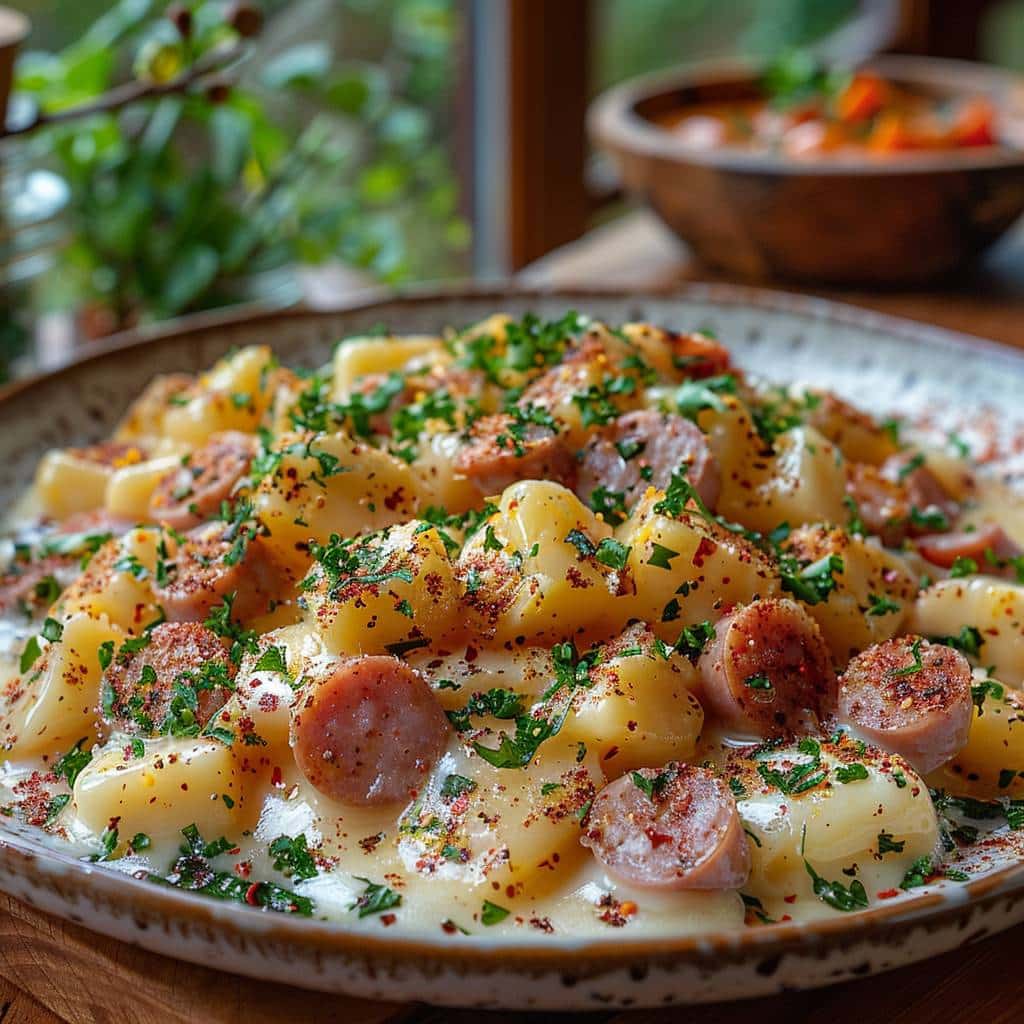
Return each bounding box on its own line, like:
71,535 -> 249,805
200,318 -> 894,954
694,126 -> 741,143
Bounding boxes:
104,455 -> 180,520
332,335 -> 447,397
162,345 -> 274,445
34,450 -> 113,519
302,521 -> 460,656
805,391 -> 897,466
1,612 -> 123,758
558,624 -> 704,777
728,741 -> 938,917
619,492 -> 779,641
783,524 -> 916,665
409,644 -> 556,714
252,431 -> 418,571
458,480 -> 624,645
908,577 -> 1024,686
410,432 -> 479,514
60,528 -> 164,631
704,400 -> 847,534
396,744 -> 597,900
74,737 -> 248,845
929,678 -> 1024,799
746,427 -> 847,535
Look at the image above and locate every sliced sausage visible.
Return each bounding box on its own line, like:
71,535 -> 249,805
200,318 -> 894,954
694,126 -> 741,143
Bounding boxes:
290,655 -> 451,805
917,522 -> 1022,573
576,410 -> 720,514
148,431 -> 258,530
580,764 -> 750,890
70,441 -> 148,468
0,555 -> 74,615
55,509 -> 135,537
697,598 -> 837,737
845,462 -> 911,546
838,635 -> 972,774
881,452 -> 959,529
666,331 -> 731,380
350,366 -> 484,437
455,413 -> 575,496
153,522 -> 283,623
846,457 -> 957,548
100,622 -> 236,736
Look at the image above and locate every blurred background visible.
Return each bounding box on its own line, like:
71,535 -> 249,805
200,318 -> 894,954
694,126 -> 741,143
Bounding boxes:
1,0 -> 1023,379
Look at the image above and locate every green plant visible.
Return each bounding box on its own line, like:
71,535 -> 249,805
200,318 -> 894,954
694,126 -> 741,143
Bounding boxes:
13,0 -> 467,331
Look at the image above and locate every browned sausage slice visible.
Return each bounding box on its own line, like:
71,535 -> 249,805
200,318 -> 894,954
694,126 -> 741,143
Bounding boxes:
100,622 -> 236,736
153,522 -> 283,623
845,462 -> 911,545
917,522 -> 1022,572
580,764 -> 750,890
881,452 -> 959,531
697,598 -> 837,737
0,555 -> 73,615
667,331 -> 732,379
576,410 -> 720,513
838,636 -> 972,774
455,413 -> 575,495
149,431 -> 258,530
290,655 -> 451,805
70,441 -> 149,467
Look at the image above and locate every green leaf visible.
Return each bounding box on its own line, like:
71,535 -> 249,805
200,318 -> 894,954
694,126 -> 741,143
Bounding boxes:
594,538 -> 630,571
210,106 -> 251,186
480,900 -> 510,926
834,763 -> 869,784
350,877 -> 402,918
269,834 -> 318,881
161,244 -> 219,315
440,774 -> 477,799
261,42 -> 332,90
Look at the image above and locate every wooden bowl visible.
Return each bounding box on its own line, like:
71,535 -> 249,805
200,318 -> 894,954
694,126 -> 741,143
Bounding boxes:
588,56 -> 1024,286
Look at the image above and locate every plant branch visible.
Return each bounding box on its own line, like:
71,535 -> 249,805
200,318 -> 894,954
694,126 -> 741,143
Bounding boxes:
2,41 -> 248,139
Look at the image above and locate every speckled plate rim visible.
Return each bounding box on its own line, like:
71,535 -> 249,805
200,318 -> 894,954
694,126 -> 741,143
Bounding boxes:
2,282 -> 1024,1006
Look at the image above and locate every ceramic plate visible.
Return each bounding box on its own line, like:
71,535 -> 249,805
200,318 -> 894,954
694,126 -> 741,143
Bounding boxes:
2,284 -> 1024,1011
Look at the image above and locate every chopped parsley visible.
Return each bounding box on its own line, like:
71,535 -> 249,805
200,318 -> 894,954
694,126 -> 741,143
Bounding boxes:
269,834 -> 319,881
899,855 -> 934,890
834,763 -> 869,784
440,774 -> 477,799
152,825 -> 311,915
350,877 -> 402,918
480,899 -> 510,926
802,827 -> 868,912
949,556 -> 978,579
594,538 -> 630,571
647,542 -> 679,570
779,553 -> 843,606
673,620 -> 716,662
877,831 -> 905,855
866,594 -> 900,617
888,638 -> 924,678
937,625 -> 984,659
630,767 -> 676,801
757,738 -> 827,795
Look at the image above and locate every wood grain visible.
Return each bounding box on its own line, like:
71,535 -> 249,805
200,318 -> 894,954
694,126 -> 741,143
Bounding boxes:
0,895 -> 410,1024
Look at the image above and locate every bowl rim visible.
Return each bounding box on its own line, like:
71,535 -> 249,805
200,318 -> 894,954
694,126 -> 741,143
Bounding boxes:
588,53 -> 1024,176
3,280 -> 1024,970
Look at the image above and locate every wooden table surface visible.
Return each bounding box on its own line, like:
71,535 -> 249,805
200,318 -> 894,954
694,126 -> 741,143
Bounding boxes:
6,209 -> 1024,1022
